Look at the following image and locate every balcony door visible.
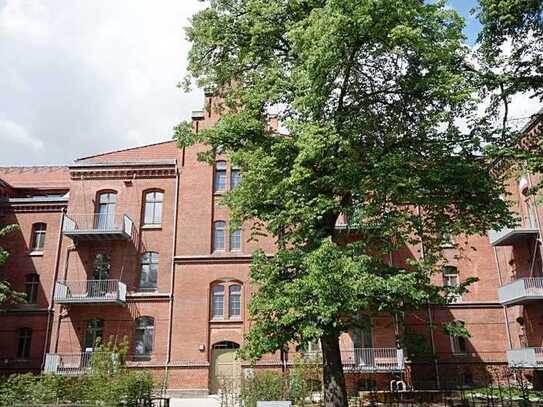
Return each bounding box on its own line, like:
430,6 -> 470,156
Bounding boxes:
89,253 -> 111,297
352,321 -> 373,368
95,192 -> 117,230
84,319 -> 104,353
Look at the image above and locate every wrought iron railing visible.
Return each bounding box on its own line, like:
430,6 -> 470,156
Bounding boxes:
63,213 -> 133,237
54,279 -> 127,304
295,348 -> 404,371
44,352 -> 93,375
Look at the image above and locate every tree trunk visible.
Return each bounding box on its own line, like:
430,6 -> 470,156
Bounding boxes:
321,333 -> 348,407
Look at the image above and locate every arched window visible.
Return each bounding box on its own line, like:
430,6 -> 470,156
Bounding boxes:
229,284 -> 242,319
16,328 -> 32,359
25,274 -> 39,304
213,221 -> 226,252
92,253 -> 111,280
449,321 -> 468,354
211,285 -> 225,319
84,319 -> 104,351
135,316 -> 154,357
139,252 -> 159,291
230,167 -> 241,189
214,161 -> 227,192
31,223 -> 46,252
230,229 -> 241,251
95,191 -> 117,229
143,191 -> 163,226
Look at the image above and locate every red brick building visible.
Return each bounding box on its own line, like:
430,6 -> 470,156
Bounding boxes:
0,97 -> 541,396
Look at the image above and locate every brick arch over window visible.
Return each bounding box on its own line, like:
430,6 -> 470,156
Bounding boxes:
142,189 -> 164,226
210,280 -> 243,321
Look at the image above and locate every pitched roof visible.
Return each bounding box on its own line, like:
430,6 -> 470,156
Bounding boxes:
0,166 -> 70,190
76,140 -> 179,163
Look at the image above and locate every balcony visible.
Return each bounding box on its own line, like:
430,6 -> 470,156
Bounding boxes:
488,226 -> 539,247
63,213 -> 134,241
297,348 -> 404,372
54,280 -> 127,305
43,353 -> 93,375
342,348 -> 405,372
498,277 -> 543,306
506,348 -> 543,369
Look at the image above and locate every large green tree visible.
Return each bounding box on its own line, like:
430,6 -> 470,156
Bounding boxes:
0,224 -> 24,304
477,0 -> 543,194
178,1 -> 514,405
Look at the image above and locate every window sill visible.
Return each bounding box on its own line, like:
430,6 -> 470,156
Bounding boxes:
210,318 -> 243,324
141,225 -> 162,230
28,251 -> 43,257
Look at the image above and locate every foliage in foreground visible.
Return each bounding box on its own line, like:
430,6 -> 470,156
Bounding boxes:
0,224 -> 25,305
179,1 -> 518,406
0,337 -> 154,406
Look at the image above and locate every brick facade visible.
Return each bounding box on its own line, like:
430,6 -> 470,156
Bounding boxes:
0,97 -> 542,396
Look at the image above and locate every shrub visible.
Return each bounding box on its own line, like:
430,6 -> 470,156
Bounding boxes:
0,336 -> 155,406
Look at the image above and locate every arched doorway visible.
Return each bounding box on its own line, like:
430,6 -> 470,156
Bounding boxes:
210,341 -> 241,394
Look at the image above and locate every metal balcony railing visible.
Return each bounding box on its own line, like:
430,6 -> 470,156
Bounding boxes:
63,213 -> 134,240
498,277 -> 543,306
506,347 -> 543,369
54,280 -> 127,304
342,348 -> 404,372
488,226 -> 539,247
44,353 -> 93,375
296,348 -> 404,372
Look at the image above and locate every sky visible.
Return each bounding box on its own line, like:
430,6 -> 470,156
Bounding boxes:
0,0 -> 539,166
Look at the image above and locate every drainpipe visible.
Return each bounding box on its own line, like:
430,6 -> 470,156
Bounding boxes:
417,207 -> 440,389
493,247 -> 513,349
163,165 -> 181,394
527,174 -> 543,266
42,209 -> 65,368
54,244 -> 76,353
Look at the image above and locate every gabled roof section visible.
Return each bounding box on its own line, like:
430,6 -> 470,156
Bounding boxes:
0,166 -> 70,190
76,140 -> 179,163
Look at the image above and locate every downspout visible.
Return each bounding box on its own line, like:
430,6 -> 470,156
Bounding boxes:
54,244 -> 76,353
163,165 -> 181,394
42,209 -> 65,368
527,174 -> 543,265
493,246 -> 513,349
417,207 -> 440,389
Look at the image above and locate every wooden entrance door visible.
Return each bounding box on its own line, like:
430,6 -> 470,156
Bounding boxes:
210,342 -> 241,394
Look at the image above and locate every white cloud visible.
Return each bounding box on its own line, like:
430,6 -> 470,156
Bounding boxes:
0,117 -> 43,150
0,0 -> 205,165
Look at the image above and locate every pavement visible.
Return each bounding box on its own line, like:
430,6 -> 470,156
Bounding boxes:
169,395 -> 221,407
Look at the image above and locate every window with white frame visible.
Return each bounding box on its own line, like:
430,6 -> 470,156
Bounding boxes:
95,191 -> 117,229
134,316 -> 154,357
143,191 -> 163,226
31,223 -> 46,252
229,284 -> 241,319
25,274 -> 39,304
211,285 -> 225,319
214,161 -> 227,192
449,321 -> 468,354
230,229 -> 241,251
16,328 -> 32,359
443,266 -> 461,302
231,167 -> 241,189
139,252 -> 159,291
213,221 -> 226,252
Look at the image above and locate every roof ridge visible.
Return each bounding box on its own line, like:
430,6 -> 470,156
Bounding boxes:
75,139 -> 177,162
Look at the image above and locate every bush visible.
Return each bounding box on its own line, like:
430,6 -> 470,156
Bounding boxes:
238,370 -> 313,407
0,337 -> 155,406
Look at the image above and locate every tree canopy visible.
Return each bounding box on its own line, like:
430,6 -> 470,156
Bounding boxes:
0,224 -> 24,304
178,1 -> 518,405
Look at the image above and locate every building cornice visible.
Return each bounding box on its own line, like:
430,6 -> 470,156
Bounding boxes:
69,160 -> 178,180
